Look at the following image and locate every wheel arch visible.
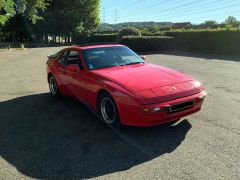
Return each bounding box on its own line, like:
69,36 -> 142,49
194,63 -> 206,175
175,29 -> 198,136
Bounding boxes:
97,89 -> 110,109
96,88 -> 123,126
47,72 -> 54,83
96,88 -> 121,113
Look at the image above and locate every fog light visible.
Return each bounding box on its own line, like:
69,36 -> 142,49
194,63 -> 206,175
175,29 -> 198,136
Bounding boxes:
152,107 -> 161,112
197,91 -> 207,102
200,91 -> 207,99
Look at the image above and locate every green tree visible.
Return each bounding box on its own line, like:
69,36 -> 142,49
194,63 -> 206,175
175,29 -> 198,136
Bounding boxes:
0,0 -> 48,26
203,20 -> 218,26
0,0 -> 15,25
1,0 -> 49,42
15,0 -> 49,23
38,0 -> 100,42
225,16 -> 240,28
1,0 -> 100,43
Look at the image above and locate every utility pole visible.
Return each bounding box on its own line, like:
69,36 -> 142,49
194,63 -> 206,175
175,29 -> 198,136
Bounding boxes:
114,9 -> 118,31
103,7 -> 106,24
102,7 -> 106,32
114,9 -> 118,24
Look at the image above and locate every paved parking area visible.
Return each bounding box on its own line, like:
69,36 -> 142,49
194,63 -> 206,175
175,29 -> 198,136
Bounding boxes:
0,47 -> 240,179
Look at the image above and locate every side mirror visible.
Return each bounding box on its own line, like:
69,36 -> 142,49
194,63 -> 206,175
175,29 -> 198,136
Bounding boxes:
141,56 -> 147,62
66,64 -> 79,72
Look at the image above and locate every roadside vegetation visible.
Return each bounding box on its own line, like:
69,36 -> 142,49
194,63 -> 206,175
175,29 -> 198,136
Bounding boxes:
0,0 -> 100,44
1,1 -> 240,55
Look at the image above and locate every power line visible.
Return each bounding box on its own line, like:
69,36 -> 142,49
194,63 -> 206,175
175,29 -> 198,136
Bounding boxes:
119,0 -> 184,17
143,1 -> 240,21
191,12 -> 240,22
103,0 -> 240,24
121,0 -> 204,18
119,0 -> 145,12
106,0 -> 184,23
114,9 -> 119,25
156,0 -> 229,17
121,0 -> 240,22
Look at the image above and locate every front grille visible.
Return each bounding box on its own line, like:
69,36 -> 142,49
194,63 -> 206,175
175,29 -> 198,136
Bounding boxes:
169,101 -> 194,113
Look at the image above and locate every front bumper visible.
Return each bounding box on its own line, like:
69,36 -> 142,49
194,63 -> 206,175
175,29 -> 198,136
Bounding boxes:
119,91 -> 206,127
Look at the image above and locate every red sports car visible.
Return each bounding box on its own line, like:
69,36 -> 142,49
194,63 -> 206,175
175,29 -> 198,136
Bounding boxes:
46,44 -> 206,127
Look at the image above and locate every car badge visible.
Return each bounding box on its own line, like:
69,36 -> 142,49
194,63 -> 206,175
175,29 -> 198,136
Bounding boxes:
172,86 -> 177,90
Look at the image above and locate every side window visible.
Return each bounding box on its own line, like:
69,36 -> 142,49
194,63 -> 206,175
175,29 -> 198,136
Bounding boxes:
58,51 -> 68,65
68,50 -> 83,69
67,51 -> 79,65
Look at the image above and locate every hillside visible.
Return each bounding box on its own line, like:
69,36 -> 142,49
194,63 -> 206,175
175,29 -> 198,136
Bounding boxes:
98,22 -> 173,31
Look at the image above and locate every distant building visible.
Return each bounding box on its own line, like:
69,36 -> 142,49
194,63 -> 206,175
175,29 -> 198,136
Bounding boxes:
173,22 -> 192,29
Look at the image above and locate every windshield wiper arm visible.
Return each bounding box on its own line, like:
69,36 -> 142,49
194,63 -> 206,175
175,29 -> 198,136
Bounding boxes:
123,62 -> 143,66
94,65 -> 118,70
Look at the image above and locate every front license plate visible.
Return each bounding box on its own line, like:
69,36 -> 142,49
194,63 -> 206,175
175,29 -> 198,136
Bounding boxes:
169,101 -> 194,113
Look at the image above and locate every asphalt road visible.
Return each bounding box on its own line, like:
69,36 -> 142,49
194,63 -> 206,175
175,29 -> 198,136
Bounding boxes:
0,47 -> 240,179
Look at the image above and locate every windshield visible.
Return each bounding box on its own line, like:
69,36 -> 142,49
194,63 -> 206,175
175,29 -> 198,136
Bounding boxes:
82,46 -> 144,70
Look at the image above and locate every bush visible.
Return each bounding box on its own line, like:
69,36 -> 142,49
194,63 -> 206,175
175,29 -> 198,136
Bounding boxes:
120,36 -> 173,52
89,34 -> 118,43
118,27 -> 141,39
78,34 -> 118,44
142,31 -> 165,36
165,30 -> 240,55
120,30 -> 240,55
77,29 -> 240,55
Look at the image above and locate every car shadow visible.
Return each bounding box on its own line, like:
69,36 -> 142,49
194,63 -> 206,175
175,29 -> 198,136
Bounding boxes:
0,93 -> 192,179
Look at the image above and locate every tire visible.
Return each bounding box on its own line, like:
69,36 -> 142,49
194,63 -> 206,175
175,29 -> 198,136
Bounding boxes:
98,92 -> 121,128
49,75 -> 60,97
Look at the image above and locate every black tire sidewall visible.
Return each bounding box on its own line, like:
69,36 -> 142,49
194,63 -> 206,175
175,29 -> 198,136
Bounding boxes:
98,92 -> 121,127
49,75 -> 60,97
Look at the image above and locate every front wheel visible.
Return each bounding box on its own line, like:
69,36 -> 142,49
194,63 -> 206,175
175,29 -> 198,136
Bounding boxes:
98,92 -> 121,127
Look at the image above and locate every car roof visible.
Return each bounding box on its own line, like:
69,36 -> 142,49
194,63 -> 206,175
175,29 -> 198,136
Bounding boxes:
73,44 -> 124,50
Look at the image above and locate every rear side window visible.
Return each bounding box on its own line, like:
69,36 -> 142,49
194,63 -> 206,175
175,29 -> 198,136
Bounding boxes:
58,51 -> 68,65
67,50 -> 84,69
67,51 -> 79,65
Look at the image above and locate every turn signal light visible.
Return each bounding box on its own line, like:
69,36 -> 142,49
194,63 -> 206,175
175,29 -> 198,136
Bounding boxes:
141,107 -> 161,113
142,107 -> 150,113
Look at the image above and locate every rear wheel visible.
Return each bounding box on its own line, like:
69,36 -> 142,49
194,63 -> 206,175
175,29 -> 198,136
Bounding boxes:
98,92 -> 121,127
49,75 -> 60,97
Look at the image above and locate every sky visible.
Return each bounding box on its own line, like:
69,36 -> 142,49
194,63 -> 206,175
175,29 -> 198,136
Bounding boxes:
101,0 -> 240,24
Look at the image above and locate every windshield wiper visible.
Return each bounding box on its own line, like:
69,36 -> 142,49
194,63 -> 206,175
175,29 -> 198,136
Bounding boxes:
123,62 -> 144,66
94,64 -> 118,70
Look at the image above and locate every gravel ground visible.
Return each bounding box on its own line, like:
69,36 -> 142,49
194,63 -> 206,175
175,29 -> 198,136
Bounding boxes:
0,47 -> 240,180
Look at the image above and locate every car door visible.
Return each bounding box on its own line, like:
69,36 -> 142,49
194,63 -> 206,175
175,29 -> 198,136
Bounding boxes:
64,50 -> 87,101
54,50 -> 70,95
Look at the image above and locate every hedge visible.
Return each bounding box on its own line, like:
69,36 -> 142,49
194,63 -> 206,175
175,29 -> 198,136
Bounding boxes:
141,32 -> 165,36
120,36 -> 173,52
78,34 -> 118,44
120,31 -> 240,55
165,31 -> 240,55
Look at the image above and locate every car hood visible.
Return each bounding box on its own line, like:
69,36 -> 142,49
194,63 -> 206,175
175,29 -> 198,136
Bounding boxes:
93,63 -> 194,92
